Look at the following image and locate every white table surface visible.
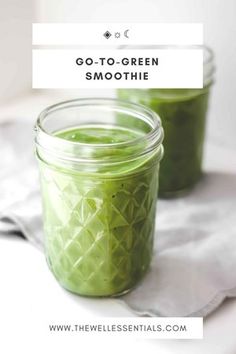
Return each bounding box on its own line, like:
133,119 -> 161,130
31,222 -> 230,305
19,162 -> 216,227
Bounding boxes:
0,92 -> 235,354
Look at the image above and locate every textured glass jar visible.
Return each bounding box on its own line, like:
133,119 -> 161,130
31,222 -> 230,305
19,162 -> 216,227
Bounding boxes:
35,98 -> 164,297
118,46 -> 215,197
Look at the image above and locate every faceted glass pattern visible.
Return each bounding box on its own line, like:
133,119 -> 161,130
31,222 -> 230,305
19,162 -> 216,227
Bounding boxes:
40,163 -> 159,296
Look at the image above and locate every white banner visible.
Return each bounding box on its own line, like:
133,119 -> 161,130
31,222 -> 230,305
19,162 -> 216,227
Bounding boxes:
32,23 -> 203,46
32,48 -> 203,89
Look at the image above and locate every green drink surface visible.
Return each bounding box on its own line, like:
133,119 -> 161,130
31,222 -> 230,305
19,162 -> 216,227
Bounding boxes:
56,125 -> 143,144
40,125 -> 160,296
54,125 -> 154,176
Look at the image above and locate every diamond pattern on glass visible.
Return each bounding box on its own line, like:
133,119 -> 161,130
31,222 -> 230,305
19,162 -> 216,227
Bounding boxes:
40,164 -> 159,296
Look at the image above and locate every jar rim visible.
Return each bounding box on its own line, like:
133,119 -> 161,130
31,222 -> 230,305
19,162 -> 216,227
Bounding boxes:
120,45 -> 215,87
203,45 -> 214,65
35,98 -> 164,165
36,97 -> 163,147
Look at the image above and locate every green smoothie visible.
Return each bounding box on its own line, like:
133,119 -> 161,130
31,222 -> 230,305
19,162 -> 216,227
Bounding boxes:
118,88 -> 211,197
39,125 -> 161,296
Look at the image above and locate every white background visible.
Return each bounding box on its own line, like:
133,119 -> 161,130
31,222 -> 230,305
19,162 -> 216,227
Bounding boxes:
1,0 -> 236,147
35,0 -> 236,149
0,0 -> 33,100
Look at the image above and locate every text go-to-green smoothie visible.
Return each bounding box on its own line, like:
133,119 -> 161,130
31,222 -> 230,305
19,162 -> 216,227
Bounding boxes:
35,99 -> 164,296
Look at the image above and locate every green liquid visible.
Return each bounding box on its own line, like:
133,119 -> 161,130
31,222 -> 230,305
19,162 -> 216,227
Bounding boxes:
118,88 -> 210,197
39,125 -> 160,296
59,126 -> 141,144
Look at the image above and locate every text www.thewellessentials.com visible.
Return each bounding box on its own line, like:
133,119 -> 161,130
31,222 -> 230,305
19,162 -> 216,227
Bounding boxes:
48,323 -> 187,333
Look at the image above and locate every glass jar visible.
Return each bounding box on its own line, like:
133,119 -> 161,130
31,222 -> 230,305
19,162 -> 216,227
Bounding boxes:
35,98 -> 164,297
118,46 -> 215,197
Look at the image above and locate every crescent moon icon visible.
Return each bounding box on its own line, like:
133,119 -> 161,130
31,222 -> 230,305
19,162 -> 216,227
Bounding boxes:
124,29 -> 129,38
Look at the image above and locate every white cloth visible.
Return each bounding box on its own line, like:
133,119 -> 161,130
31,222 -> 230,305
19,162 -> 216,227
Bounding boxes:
1,120 -> 236,317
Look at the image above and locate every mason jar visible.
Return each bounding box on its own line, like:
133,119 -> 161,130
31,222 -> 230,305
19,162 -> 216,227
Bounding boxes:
118,46 -> 215,197
35,98 -> 164,297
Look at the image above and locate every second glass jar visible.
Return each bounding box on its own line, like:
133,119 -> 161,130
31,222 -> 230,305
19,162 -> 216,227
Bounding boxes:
118,46 -> 214,197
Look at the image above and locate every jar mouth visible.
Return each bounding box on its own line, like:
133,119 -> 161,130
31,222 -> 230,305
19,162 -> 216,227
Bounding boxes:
119,44 -> 215,88
35,98 -> 164,165
37,98 -> 162,148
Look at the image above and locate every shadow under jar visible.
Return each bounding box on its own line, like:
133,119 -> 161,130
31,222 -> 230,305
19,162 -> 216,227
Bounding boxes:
118,46 -> 215,198
35,98 -> 164,297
